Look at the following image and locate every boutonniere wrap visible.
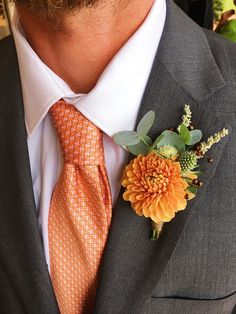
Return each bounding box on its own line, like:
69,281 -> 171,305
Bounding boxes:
114,105 -> 229,240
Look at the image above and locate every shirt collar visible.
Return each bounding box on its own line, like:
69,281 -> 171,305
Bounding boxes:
12,0 -> 166,138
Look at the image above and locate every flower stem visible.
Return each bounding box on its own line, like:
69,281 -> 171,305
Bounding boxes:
150,221 -> 164,240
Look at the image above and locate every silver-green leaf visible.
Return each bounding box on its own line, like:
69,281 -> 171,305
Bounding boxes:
137,111 -> 155,136
188,129 -> 202,146
114,131 -> 140,147
155,130 -> 185,152
140,135 -> 153,147
150,134 -> 165,150
128,142 -> 150,156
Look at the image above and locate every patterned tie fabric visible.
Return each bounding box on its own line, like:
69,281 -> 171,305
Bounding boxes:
48,100 -> 112,314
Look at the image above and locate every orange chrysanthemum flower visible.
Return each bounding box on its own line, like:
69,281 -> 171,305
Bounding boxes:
122,153 -> 188,223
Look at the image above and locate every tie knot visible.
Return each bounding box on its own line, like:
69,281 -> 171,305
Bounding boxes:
50,101 -> 104,165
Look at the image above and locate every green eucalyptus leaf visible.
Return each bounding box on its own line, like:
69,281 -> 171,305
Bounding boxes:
179,124 -> 191,145
140,135 -> 153,146
155,130 -> 185,152
150,134 -> 164,150
114,131 -> 140,147
137,111 -> 155,136
188,129 -> 202,146
128,142 -> 149,156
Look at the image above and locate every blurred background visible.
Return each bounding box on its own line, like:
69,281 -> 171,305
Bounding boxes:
175,0 -> 236,40
0,0 -> 13,39
0,0 -> 236,41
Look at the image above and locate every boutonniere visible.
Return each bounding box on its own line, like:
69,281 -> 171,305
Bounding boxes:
114,105 -> 229,240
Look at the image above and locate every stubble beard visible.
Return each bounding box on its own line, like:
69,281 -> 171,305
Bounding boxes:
14,0 -> 101,20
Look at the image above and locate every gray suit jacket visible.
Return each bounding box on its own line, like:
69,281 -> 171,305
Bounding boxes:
0,1 -> 235,313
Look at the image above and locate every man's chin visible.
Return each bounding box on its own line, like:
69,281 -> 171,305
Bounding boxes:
14,0 -> 100,20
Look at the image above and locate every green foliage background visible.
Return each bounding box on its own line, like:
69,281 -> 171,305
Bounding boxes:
222,0 -> 236,11
213,0 -> 223,21
213,0 -> 236,21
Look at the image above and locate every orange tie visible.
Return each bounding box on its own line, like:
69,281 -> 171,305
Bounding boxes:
48,100 -> 112,314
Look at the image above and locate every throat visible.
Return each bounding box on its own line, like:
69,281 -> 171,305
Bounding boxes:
17,0 -> 155,93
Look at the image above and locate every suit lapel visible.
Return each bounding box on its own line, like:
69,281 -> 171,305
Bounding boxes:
94,1 -> 229,313
0,37 -> 59,313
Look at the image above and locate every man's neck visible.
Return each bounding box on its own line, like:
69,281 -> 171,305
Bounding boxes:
17,0 -> 155,93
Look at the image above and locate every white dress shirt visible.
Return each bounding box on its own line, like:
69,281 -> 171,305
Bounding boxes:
12,0 -> 166,270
